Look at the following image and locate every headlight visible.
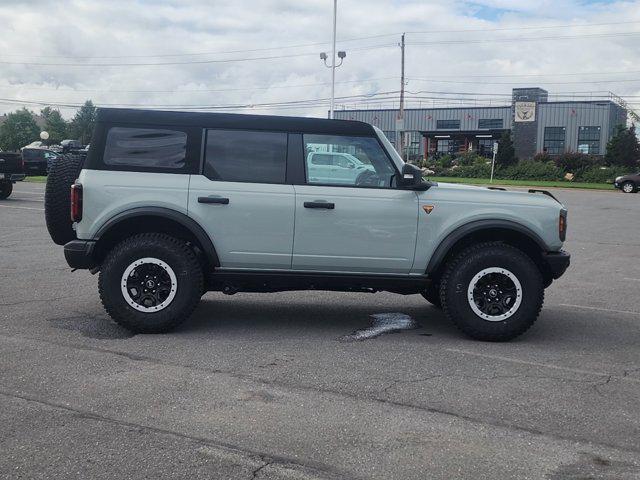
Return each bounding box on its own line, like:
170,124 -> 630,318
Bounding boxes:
615,176 -> 623,182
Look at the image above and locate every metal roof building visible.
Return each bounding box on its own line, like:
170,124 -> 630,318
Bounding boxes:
334,87 -> 627,160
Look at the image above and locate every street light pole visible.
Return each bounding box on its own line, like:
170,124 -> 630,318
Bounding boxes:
320,1 -> 345,119
330,0 -> 337,119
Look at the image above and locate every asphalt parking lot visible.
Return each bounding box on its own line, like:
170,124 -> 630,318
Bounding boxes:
1,181 -> 639,480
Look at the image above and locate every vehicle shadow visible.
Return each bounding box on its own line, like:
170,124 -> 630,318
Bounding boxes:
180,292 -> 456,339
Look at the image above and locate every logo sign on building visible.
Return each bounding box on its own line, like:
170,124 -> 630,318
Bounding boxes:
514,101 -> 536,122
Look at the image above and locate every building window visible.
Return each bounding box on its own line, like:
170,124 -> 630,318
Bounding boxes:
204,129 -> 287,183
477,138 -> 495,157
436,119 -> 460,130
578,126 -> 601,155
478,118 -> 503,129
543,127 -> 566,155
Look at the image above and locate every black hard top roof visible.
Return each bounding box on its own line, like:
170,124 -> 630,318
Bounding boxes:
96,108 -> 376,136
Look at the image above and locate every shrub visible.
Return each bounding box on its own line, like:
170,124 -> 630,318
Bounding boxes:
553,152 -> 598,174
575,166 -> 630,183
444,163 -> 492,178
495,131 -> 517,166
533,152 -> 553,163
456,151 -> 486,166
498,161 -> 563,181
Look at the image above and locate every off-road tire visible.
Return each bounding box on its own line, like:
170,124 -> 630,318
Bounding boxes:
0,180 -> 12,200
621,181 -> 637,194
98,233 -> 203,333
439,241 -> 544,342
421,283 -> 442,309
45,154 -> 84,245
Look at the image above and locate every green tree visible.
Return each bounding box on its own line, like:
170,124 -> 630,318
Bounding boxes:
41,107 -> 68,145
605,124 -> 640,169
70,100 -> 97,144
0,108 -> 40,151
495,130 -> 517,167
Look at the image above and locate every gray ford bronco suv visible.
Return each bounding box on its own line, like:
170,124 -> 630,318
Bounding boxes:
44,108 -> 570,341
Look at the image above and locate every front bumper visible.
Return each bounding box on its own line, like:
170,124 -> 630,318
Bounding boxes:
542,250 -> 571,279
64,240 -> 97,269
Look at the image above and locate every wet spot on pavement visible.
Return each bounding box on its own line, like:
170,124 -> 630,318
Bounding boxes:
340,313 -> 418,342
49,314 -> 135,339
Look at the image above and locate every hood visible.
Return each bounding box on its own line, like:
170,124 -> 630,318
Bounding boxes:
424,182 -> 565,208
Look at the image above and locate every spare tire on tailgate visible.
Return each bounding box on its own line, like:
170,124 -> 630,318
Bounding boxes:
45,154 -> 84,246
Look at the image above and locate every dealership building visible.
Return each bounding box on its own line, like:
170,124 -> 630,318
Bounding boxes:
334,87 -> 628,160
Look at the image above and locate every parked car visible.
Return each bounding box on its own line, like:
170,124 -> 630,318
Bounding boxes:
0,151 -> 25,199
21,147 -> 62,175
614,172 -> 640,193
60,139 -> 83,153
306,151 -> 375,185
44,108 -> 570,341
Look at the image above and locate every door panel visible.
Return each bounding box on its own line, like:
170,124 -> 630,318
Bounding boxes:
292,185 -> 419,273
188,176 -> 295,269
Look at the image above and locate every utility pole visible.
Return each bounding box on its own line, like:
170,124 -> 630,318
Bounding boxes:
396,33 -> 405,158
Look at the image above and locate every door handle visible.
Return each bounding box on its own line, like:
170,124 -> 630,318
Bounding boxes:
198,196 -> 229,205
304,201 -> 334,209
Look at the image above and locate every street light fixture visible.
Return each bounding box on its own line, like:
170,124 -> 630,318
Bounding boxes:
319,0 -> 345,119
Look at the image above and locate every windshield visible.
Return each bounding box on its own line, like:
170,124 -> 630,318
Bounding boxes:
373,126 -> 404,170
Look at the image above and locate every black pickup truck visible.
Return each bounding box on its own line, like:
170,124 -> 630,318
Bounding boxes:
0,152 -> 25,199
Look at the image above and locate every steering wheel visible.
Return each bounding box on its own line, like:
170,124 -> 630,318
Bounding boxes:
355,170 -> 380,187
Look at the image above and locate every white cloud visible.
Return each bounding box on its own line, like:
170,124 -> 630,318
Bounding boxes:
0,0 -> 639,119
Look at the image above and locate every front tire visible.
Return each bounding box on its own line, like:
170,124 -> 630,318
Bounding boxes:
621,181 -> 637,193
0,181 -> 12,200
440,242 -> 544,341
421,283 -> 442,309
98,233 -> 203,333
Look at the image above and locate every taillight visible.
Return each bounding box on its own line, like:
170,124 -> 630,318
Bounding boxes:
71,183 -> 83,222
559,210 -> 567,241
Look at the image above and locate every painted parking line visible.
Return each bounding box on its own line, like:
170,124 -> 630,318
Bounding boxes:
559,303 -> 640,316
623,278 -> 640,282
12,191 -> 45,196
0,204 -> 44,211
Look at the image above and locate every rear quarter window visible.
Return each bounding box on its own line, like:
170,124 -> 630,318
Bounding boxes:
104,127 -> 187,169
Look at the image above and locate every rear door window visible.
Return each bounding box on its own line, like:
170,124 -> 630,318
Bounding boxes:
104,127 -> 187,169
204,129 -> 287,184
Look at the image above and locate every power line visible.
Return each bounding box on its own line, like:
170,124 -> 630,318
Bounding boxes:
0,43 -> 395,67
406,31 -> 640,46
0,76 -> 399,94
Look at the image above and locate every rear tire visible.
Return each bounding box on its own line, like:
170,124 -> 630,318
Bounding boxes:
0,181 -> 12,200
98,233 -> 203,334
440,242 -> 544,341
621,181 -> 637,193
45,153 -> 84,245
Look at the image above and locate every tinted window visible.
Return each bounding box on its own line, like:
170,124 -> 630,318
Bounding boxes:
304,134 -> 396,188
578,126 -> 601,155
543,127 -> 566,155
436,119 -> 460,130
478,118 -> 503,129
104,127 -> 187,169
204,129 -> 287,183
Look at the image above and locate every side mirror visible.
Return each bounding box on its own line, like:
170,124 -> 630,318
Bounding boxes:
398,163 -> 430,190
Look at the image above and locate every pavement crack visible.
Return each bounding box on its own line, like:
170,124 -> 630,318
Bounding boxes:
251,458 -> 273,479
3,333 -> 640,456
0,388 -> 347,480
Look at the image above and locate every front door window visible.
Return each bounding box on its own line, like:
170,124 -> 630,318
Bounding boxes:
304,134 -> 396,188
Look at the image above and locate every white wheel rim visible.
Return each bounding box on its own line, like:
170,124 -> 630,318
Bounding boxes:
467,267 -> 523,322
121,257 -> 178,313
623,183 -> 633,192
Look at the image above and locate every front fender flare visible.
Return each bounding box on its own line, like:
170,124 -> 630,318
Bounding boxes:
425,219 -> 550,276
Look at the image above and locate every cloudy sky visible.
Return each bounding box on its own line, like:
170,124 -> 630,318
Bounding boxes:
1,0 -> 639,118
